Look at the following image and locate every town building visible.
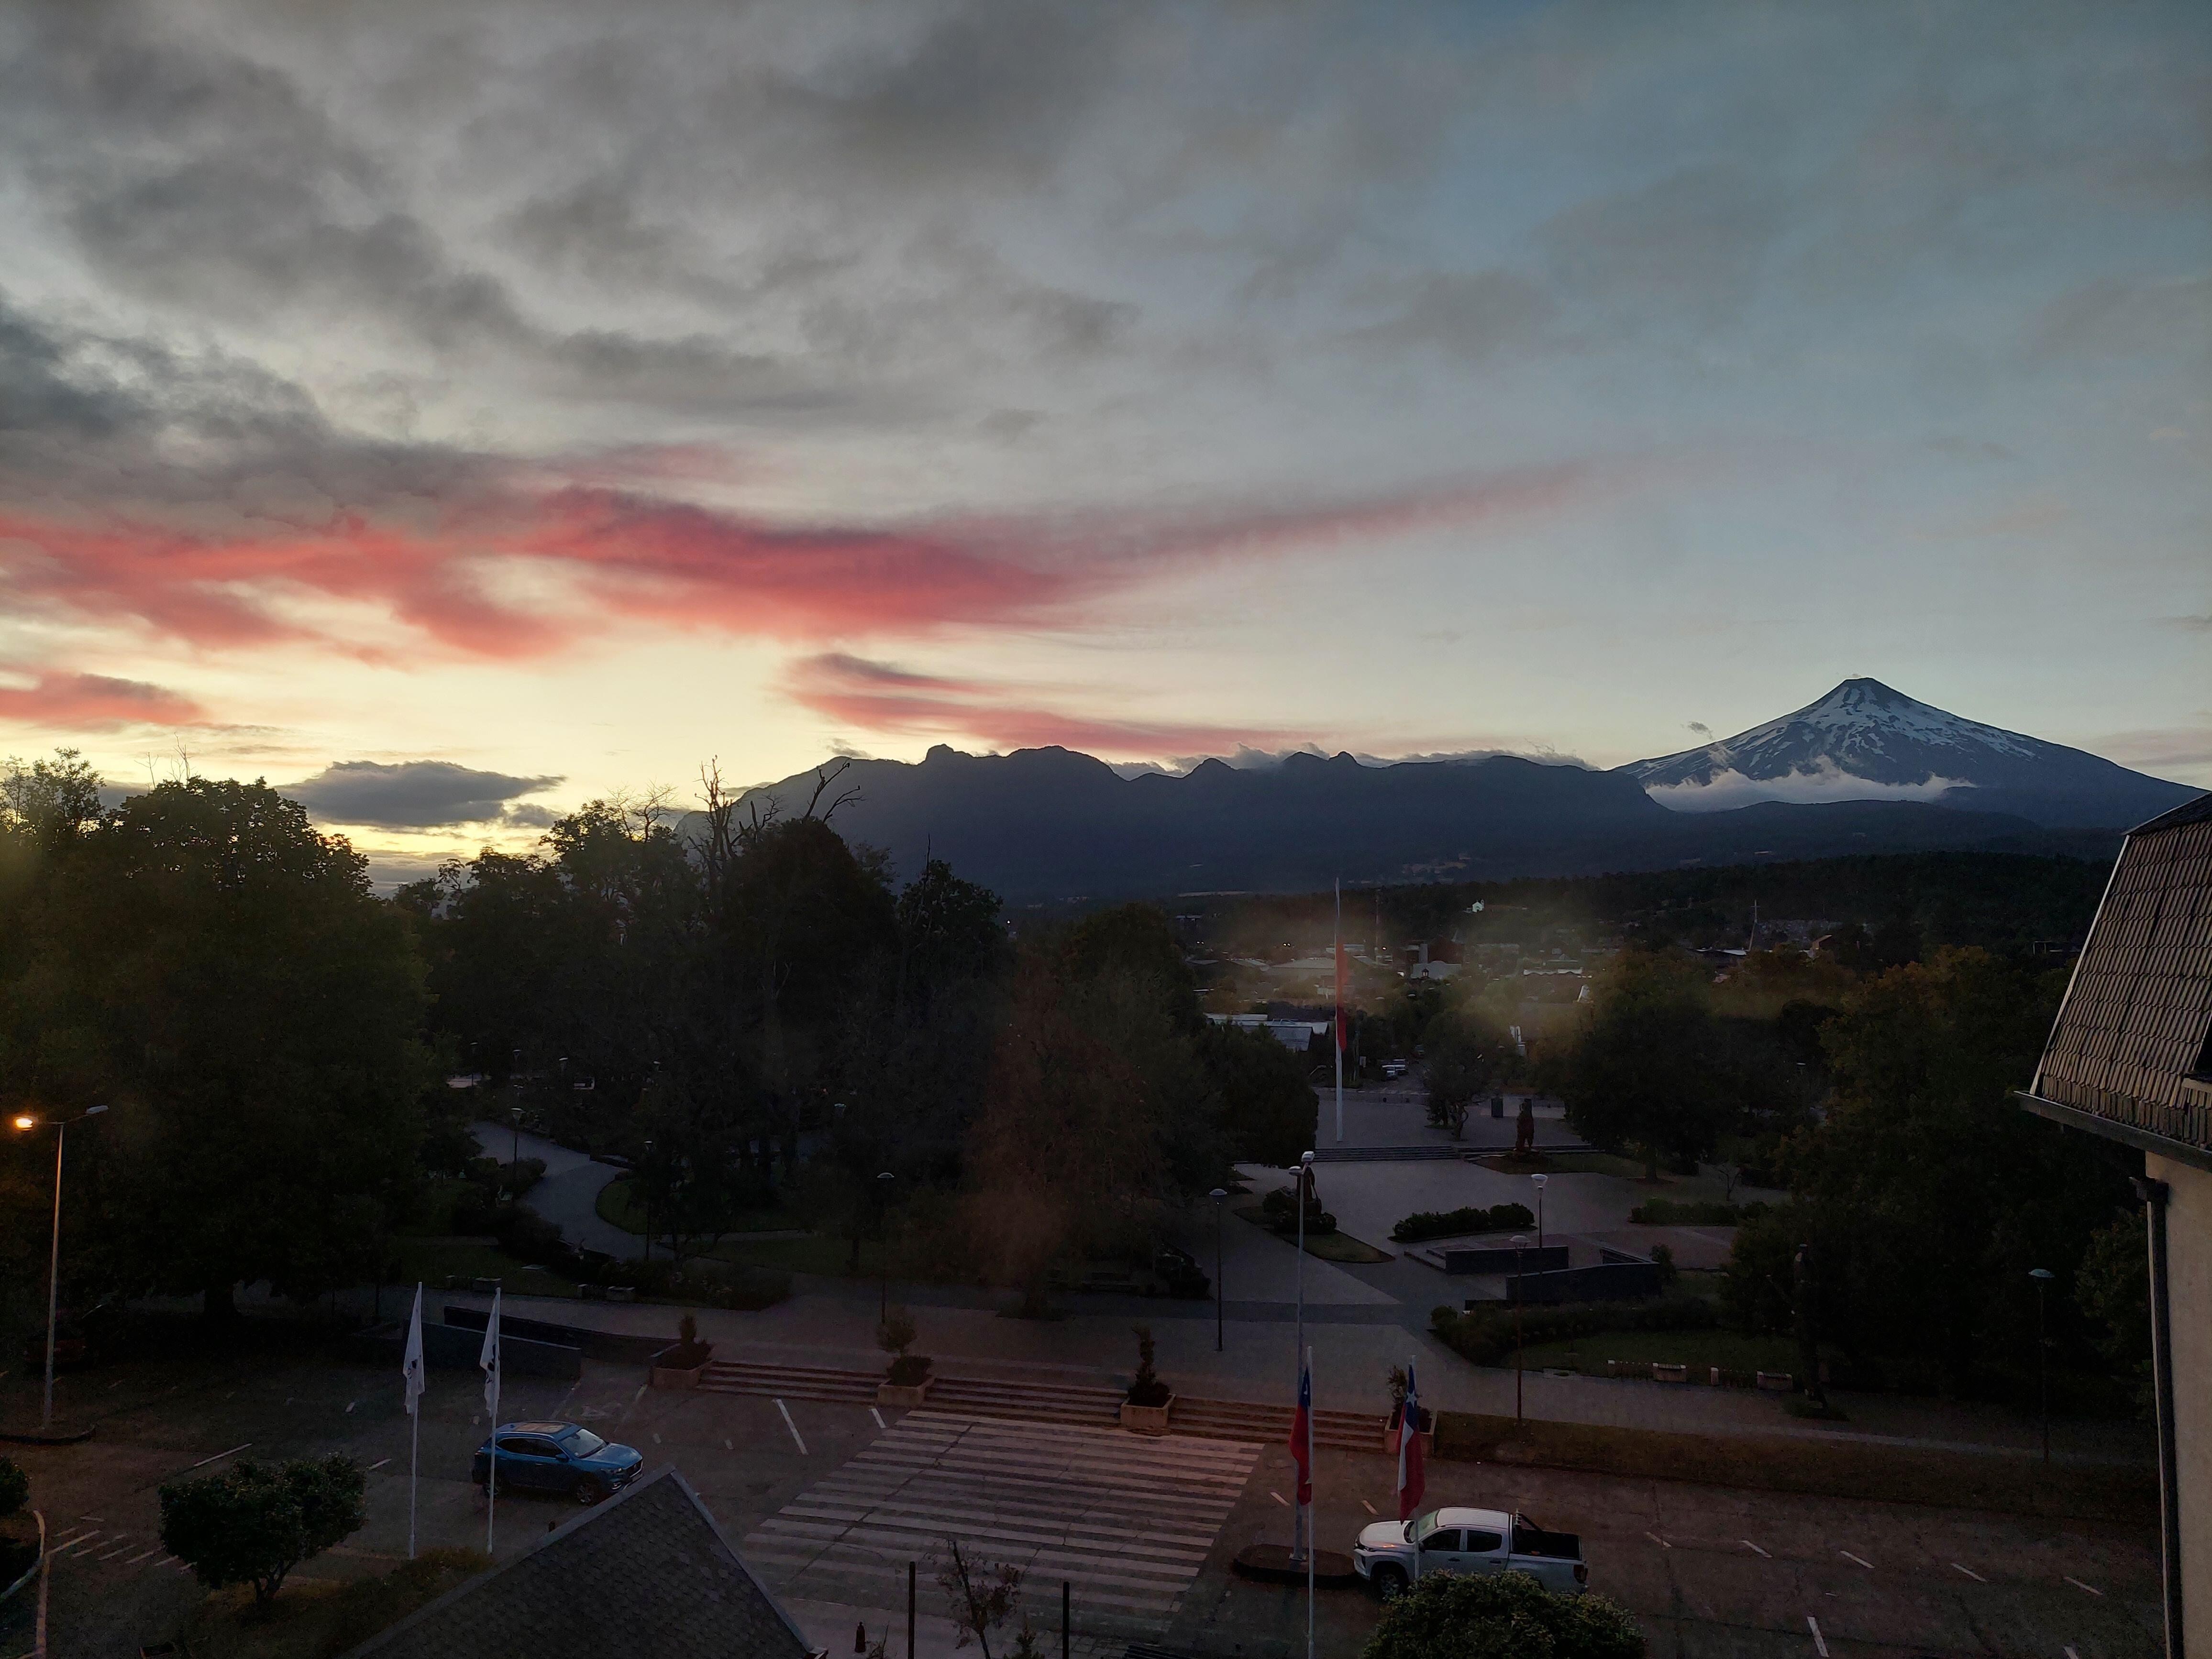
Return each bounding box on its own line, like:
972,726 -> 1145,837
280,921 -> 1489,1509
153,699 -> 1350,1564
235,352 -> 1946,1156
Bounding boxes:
2018,791 -> 2212,1657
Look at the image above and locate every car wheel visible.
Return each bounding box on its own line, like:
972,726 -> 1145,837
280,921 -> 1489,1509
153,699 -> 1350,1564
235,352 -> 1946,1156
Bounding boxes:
573,1476 -> 608,1505
1372,1565 -> 1409,1601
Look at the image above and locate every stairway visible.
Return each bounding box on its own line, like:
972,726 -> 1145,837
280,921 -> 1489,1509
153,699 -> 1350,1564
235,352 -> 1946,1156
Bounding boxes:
1168,1395 -> 1384,1453
925,1375 -> 1125,1427
696,1360 -> 879,1403
1311,1142 -> 1590,1162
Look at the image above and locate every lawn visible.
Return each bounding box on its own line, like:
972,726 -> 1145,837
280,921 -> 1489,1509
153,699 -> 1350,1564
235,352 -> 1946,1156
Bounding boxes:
388,1236 -> 581,1298
593,1174 -> 796,1238
1512,1328 -> 1804,1376
1231,1204 -> 1393,1264
174,1549 -> 487,1658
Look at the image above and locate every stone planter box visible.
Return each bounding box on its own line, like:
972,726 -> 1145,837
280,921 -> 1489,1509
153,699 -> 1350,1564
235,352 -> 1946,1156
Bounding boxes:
604,1285 -> 636,1303
1120,1395 -> 1174,1435
878,1377 -> 933,1408
1385,1410 -> 1435,1457
651,1360 -> 709,1390
1651,1362 -> 1689,1383
1756,1371 -> 1795,1392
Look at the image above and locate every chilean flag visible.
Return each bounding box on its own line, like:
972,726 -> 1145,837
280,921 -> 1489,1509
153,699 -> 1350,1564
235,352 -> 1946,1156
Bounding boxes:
1395,1360 -> 1426,1521
1289,1356 -> 1313,1507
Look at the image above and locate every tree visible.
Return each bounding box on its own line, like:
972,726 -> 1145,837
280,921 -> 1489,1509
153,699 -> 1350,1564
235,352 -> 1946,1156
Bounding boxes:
1423,1007 -> 1510,1140
0,1456 -> 25,1518
1547,951 -> 1731,1180
6,777 -> 431,1318
1197,1022 -> 1316,1167
159,1456 -> 366,1604
937,1535 -> 1024,1659
1361,1569 -> 1644,1659
2077,1211 -> 2152,1411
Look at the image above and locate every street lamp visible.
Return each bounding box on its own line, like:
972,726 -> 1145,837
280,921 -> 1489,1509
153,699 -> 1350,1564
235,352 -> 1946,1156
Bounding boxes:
1509,1233 -> 1529,1425
12,1105 -> 107,1431
641,1137 -> 655,1263
1293,1150 -> 1313,1567
509,1106 -> 524,1201
1209,1188 -> 1228,1353
877,1172 -> 896,1323
1530,1173 -> 1548,1249
2030,1267 -> 2055,1464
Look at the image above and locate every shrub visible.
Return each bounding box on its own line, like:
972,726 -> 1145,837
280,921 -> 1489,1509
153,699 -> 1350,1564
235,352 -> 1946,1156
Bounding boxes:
1260,1187 -> 1337,1236
1392,1203 -> 1536,1243
494,1207 -> 581,1272
0,1457 -> 26,1519
1629,1199 -> 1766,1226
879,1305 -> 918,1360
159,1456 -> 366,1604
1362,1567 -> 1644,1659
1431,1297 -> 1718,1366
660,1311 -> 712,1370
1127,1324 -> 1170,1407
888,1354 -> 932,1387
448,1186 -> 499,1236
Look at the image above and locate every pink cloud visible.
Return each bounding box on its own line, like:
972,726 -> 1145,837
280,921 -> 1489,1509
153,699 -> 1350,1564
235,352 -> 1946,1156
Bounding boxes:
0,672 -> 207,730
786,652 -> 1300,757
0,455 -> 1626,661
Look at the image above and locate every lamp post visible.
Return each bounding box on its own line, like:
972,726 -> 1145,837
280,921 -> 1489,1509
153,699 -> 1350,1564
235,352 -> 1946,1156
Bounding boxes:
1510,1233 -> 1528,1425
2029,1267 -> 2055,1465
877,1171 -> 896,1323
1530,1173 -> 1548,1249
641,1137 -> 655,1263
12,1105 -> 107,1432
1293,1150 -> 1313,1565
509,1106 -> 523,1202
1209,1188 -> 1228,1353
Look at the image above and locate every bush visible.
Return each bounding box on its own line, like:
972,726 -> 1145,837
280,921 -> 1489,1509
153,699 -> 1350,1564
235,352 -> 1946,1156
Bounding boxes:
1362,1567 -> 1644,1659
448,1186 -> 499,1236
887,1354 -> 932,1387
1629,1199 -> 1766,1226
1431,1297 -> 1718,1366
659,1311 -> 712,1370
1392,1203 -> 1536,1243
1127,1324 -> 1171,1407
159,1456 -> 366,1604
0,1457 -> 25,1519
1261,1187 -> 1337,1236
494,1207 -> 582,1273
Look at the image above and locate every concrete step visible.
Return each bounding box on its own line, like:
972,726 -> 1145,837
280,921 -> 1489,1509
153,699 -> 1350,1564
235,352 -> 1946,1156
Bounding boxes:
926,1377 -> 1125,1426
1311,1142 -> 1590,1162
697,1361 -> 879,1402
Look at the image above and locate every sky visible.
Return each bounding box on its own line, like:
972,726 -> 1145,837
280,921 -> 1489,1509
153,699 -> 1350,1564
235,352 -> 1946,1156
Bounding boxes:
0,0 -> 2206,874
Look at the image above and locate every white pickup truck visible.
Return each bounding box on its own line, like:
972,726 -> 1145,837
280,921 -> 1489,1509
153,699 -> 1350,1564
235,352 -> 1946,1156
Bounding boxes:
1352,1506 -> 1589,1597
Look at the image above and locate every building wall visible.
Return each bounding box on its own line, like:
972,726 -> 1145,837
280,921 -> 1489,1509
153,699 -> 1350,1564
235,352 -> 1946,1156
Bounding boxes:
2152,1152 -> 2212,1657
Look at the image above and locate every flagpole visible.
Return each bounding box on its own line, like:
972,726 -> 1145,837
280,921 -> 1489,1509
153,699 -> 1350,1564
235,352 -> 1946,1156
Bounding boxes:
403,1283 -> 425,1562
481,1288 -> 502,1556
1293,1151 -> 1309,1562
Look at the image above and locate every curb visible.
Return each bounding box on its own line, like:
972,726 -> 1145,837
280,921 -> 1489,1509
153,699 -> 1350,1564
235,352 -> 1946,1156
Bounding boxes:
0,1427 -> 93,1447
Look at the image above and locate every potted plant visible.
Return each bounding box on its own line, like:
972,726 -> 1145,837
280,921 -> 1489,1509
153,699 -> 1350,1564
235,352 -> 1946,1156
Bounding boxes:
1385,1365 -> 1435,1456
1119,1325 -> 1173,1434
650,1313 -> 715,1389
877,1306 -> 933,1406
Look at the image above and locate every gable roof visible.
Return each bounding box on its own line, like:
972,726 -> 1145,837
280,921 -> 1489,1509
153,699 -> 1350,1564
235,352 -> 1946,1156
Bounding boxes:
344,1468 -> 818,1659
2026,793 -> 2212,1167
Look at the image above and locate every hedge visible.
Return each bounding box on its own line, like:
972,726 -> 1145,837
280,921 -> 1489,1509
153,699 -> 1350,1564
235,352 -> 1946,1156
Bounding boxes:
1391,1202 -> 1536,1243
1430,1296 -> 1718,1365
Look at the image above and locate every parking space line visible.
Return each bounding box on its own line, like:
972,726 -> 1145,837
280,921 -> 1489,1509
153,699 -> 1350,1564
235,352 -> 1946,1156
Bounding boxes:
1270,1492 -> 1287,1506
870,1408 -> 886,1430
1742,1540 -> 1769,1558
1806,1615 -> 1828,1657
1839,1550 -> 1872,1569
186,1441 -> 251,1471
95,1543 -> 132,1561
2064,1576 -> 2102,1596
367,1457 -> 392,1472
775,1398 -> 807,1456
1647,1532 -> 1670,1549
125,1549 -> 160,1565
1950,1562 -> 1985,1582
1361,1501 -> 1378,1516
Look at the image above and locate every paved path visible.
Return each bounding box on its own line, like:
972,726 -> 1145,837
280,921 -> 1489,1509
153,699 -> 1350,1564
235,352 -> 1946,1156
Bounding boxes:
469,1121 -> 636,1258
744,1410 -> 1261,1641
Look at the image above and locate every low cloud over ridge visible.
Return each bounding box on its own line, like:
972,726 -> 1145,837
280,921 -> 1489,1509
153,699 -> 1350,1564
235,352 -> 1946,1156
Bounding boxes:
282,760 -> 563,829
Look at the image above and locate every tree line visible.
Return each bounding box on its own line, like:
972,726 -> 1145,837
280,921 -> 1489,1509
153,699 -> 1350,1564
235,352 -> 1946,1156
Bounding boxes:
0,752 -> 1315,1327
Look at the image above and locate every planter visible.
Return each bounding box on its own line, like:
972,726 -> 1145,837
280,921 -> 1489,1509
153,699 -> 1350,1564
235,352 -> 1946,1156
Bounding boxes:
604,1286 -> 636,1303
1756,1371 -> 1795,1392
1120,1395 -> 1174,1435
878,1378 -> 933,1408
651,1360 -> 708,1390
1385,1409 -> 1436,1457
1650,1362 -> 1689,1383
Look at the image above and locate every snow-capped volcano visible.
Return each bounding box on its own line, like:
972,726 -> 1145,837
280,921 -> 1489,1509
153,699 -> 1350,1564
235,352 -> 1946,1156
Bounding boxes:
1625,679 -> 2199,829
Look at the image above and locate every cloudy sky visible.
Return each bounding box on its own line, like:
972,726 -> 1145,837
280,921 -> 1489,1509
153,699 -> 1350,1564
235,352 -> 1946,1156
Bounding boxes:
1,0 -> 2206,867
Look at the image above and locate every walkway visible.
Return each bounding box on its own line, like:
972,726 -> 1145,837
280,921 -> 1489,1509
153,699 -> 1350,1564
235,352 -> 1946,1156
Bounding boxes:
468,1121 -> 635,1258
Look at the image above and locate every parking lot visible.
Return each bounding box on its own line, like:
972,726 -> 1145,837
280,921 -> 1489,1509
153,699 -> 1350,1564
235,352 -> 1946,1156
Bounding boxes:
0,1342 -> 2166,1659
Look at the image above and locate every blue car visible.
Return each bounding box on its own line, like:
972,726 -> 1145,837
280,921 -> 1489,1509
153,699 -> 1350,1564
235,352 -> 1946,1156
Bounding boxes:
470,1419 -> 644,1505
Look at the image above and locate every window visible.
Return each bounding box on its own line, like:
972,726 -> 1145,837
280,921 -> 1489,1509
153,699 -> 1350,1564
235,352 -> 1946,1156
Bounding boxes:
1462,1531 -> 1503,1553
495,1437 -> 537,1456
1420,1529 -> 1461,1552
560,1428 -> 606,1457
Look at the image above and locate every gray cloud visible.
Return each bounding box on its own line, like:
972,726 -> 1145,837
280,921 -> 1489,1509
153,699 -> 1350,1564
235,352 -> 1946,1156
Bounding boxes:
282,760 -> 563,829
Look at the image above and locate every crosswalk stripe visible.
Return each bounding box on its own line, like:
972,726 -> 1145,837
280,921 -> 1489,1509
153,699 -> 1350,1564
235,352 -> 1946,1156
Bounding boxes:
743,1411 -> 1257,1633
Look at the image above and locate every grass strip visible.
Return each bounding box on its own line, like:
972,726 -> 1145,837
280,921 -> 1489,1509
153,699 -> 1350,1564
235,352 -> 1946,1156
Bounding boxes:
1432,1410 -> 2156,1522
1231,1205 -> 1393,1264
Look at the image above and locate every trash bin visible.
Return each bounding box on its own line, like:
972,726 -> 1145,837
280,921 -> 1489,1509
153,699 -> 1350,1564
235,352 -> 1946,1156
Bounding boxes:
1490,1095 -> 1504,1119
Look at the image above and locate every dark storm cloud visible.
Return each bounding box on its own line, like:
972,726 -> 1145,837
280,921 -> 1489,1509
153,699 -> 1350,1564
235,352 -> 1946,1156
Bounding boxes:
282,760 -> 563,828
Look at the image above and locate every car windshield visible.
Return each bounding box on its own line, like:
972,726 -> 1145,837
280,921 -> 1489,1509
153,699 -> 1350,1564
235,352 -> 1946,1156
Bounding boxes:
1410,1513 -> 1441,1543
559,1428 -> 606,1457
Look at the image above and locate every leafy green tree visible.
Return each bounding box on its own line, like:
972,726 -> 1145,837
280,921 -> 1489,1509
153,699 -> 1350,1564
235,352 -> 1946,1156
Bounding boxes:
1423,1007 -> 1511,1139
1362,1569 -> 1644,1659
159,1456 -> 366,1604
2077,1212 -> 2151,1409
1547,951 -> 1731,1179
6,778 -> 432,1317
1197,1022 -> 1316,1166
1722,951 -> 2134,1387
0,1455 -> 26,1518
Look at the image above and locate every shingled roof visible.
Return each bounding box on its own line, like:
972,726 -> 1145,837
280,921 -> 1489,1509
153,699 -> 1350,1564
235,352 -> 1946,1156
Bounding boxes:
344,1468 -> 819,1659
2024,790 -> 2212,1170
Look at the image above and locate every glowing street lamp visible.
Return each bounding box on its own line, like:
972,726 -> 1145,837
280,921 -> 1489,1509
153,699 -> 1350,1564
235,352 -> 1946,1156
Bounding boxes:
13,1105 -> 108,1431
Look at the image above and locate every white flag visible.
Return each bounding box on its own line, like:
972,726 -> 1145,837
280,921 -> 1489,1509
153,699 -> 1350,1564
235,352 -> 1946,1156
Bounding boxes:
402,1284 -> 426,1416
478,1288 -> 501,1425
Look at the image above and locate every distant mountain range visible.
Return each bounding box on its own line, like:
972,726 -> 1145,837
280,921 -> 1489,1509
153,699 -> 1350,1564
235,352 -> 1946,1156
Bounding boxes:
735,680 -> 2200,901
